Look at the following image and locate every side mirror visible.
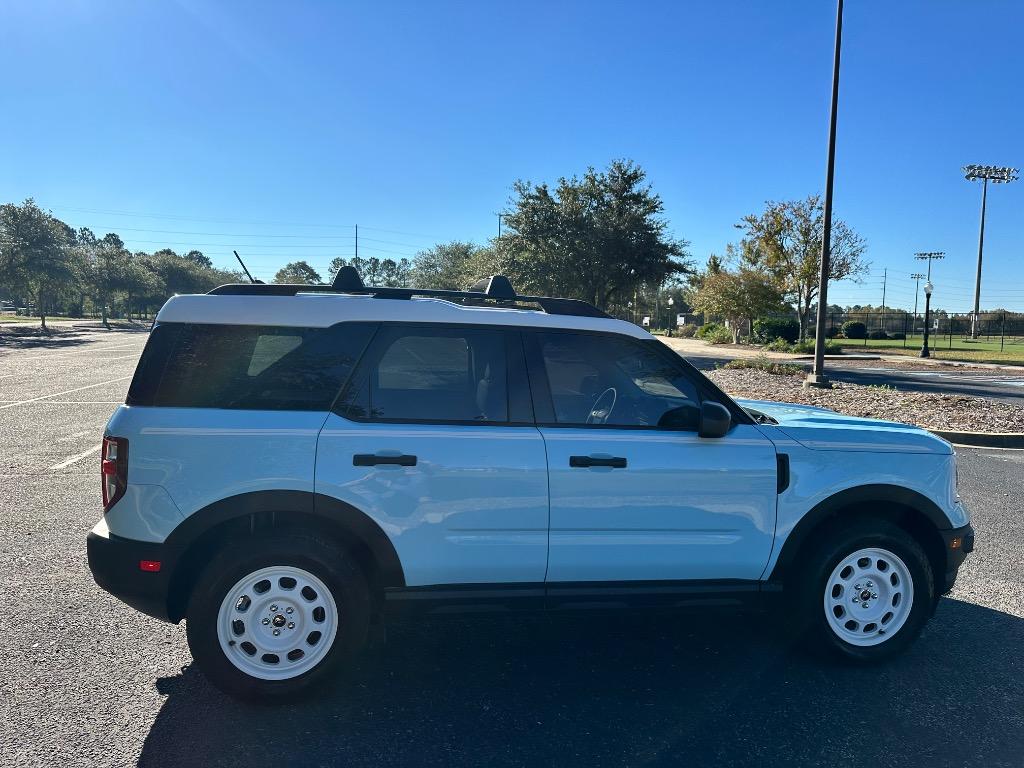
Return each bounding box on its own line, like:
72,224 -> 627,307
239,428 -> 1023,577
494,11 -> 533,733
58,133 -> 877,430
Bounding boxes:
657,403 -> 701,431
699,401 -> 731,439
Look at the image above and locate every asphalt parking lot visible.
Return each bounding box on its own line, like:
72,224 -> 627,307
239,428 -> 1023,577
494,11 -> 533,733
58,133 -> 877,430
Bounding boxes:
1,327 -> 1022,768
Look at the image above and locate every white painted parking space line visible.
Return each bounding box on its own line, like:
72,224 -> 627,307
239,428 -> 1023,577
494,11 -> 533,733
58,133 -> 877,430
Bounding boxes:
58,430 -> 91,442
0,376 -> 132,410
48,444 -> 101,470
20,342 -> 140,356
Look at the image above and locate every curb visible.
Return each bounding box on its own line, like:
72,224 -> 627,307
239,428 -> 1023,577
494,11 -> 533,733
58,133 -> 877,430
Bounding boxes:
925,428 -> 1024,449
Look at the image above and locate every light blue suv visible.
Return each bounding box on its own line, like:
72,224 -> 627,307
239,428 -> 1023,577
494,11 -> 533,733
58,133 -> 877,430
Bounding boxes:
87,269 -> 974,701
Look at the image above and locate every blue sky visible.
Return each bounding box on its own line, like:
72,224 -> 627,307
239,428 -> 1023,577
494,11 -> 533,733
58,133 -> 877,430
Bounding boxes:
2,1 -> 1021,311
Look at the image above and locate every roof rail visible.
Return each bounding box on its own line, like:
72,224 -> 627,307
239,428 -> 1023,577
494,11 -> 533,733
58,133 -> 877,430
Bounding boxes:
207,271 -> 611,319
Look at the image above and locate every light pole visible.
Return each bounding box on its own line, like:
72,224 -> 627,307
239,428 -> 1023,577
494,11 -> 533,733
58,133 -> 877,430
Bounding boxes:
963,165 -> 1018,338
914,252 -> 943,356
920,280 -> 934,358
910,272 -> 925,332
667,296 -> 674,337
806,0 -> 844,389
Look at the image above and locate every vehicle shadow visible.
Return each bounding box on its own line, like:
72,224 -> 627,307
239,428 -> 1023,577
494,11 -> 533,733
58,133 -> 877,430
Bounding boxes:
138,598 -> 1023,768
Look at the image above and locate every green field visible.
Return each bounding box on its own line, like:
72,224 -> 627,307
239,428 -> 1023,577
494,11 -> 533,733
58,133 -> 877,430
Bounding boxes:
837,335 -> 1024,365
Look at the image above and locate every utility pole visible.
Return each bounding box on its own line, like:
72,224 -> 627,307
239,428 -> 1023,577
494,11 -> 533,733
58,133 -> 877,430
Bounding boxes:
806,0 -> 844,388
496,212 -> 502,240
962,165 -> 1018,338
879,268 -> 887,332
355,224 -> 358,260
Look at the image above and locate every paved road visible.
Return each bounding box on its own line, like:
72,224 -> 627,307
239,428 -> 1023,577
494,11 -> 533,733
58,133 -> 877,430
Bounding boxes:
1,329 -> 1022,767
672,343 -> 1024,404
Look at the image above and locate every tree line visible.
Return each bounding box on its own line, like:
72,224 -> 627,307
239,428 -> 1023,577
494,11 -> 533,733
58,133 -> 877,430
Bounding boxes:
0,199 -> 241,328
2,159 -> 872,333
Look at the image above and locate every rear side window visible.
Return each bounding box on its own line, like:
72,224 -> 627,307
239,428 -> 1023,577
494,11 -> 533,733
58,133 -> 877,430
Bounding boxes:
338,326 -> 508,423
127,322 -> 376,410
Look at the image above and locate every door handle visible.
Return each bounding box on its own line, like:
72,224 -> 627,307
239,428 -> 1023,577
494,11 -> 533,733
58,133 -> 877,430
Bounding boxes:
353,453 -> 418,467
569,455 -> 627,469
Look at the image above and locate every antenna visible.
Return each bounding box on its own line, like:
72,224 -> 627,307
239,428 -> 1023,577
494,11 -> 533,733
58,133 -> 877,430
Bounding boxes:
233,250 -> 258,284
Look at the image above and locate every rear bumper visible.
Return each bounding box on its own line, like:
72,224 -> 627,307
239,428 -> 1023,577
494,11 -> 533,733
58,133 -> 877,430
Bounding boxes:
87,524 -> 175,622
939,523 -> 975,594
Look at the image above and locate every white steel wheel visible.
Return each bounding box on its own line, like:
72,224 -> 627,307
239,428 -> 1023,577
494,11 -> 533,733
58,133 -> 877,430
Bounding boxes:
823,547 -> 914,647
216,565 -> 339,681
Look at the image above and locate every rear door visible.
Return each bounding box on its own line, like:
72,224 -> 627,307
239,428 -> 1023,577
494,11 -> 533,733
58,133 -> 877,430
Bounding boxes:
315,323 -> 549,587
525,330 -> 778,584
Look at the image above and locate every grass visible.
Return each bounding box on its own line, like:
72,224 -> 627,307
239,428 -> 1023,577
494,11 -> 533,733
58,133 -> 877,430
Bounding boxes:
0,315 -> 44,324
721,355 -> 804,376
836,336 -> 1024,365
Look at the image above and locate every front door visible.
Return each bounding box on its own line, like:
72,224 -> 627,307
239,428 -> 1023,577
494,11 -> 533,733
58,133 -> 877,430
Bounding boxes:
526,330 -> 778,584
316,323 -> 549,587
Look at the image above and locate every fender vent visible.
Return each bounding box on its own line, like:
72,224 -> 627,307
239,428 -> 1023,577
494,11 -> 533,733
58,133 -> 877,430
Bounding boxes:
777,454 -> 790,494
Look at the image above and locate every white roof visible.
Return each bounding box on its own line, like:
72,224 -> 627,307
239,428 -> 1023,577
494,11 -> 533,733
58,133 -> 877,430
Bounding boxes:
155,292 -> 652,339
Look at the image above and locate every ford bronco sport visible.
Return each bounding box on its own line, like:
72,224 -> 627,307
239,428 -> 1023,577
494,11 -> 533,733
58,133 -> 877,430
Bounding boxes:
87,268 -> 974,701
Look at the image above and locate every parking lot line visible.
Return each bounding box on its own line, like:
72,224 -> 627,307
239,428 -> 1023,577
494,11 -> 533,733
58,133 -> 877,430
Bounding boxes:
0,376 -> 132,410
48,444 -> 101,470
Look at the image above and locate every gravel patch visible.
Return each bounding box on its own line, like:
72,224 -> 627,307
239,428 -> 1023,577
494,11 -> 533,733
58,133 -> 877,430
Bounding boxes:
708,367 -> 1024,432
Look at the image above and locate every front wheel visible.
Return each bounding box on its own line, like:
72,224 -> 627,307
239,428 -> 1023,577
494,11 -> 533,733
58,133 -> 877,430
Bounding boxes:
186,533 -> 370,702
797,520 -> 935,662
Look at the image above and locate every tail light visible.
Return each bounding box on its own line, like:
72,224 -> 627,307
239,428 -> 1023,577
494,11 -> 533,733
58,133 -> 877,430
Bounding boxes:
101,436 -> 129,511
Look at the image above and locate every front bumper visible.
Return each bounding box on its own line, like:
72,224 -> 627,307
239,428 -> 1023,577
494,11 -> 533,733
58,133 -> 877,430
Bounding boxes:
87,523 -> 175,622
939,523 -> 975,594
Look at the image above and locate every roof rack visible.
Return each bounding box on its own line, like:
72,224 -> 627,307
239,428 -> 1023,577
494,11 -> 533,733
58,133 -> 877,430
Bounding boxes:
206,267 -> 611,319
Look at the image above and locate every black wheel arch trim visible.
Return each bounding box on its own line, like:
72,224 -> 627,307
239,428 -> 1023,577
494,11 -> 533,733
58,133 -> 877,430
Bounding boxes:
768,483 -> 953,582
163,490 -> 405,619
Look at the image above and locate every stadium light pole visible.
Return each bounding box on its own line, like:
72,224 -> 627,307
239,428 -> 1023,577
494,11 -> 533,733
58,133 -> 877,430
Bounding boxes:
806,0 -> 844,389
963,165 -> 1018,338
910,272 -> 925,330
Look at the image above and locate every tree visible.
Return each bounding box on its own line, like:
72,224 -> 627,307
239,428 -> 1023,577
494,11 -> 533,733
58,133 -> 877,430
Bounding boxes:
328,256 -> 412,287
498,159 -> 691,309
274,261 -> 322,284
408,242 -> 481,290
738,195 -> 867,339
0,199 -> 75,329
184,250 -> 212,269
86,233 -> 128,327
692,266 -> 786,343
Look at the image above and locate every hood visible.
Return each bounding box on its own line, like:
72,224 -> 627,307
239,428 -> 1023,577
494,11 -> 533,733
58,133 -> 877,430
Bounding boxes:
736,398 -> 952,455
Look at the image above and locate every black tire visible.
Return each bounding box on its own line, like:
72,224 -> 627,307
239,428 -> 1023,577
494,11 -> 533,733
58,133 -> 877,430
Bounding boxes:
185,532 -> 370,702
794,518 -> 935,663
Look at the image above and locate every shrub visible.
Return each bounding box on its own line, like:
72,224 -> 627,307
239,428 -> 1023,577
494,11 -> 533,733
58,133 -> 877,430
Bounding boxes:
675,324 -> 698,338
868,329 -> 888,340
702,325 -> 734,345
695,322 -> 724,340
792,339 -> 842,355
752,317 -> 800,345
841,320 -> 867,339
765,337 -> 793,352
826,326 -> 841,338
722,354 -> 803,376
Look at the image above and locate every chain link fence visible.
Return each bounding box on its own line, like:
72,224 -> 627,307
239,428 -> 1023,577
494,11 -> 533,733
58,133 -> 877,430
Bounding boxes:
807,311 -> 1024,351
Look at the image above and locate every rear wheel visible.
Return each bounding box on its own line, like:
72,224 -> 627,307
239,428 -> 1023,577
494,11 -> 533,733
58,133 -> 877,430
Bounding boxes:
186,533 -> 370,702
797,519 -> 934,662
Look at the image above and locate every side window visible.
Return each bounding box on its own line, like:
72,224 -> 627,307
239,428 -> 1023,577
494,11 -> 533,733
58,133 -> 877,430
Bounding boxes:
143,322 -> 375,410
536,332 -> 700,428
339,326 -> 508,423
